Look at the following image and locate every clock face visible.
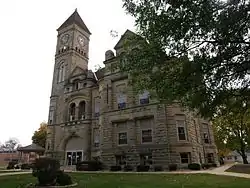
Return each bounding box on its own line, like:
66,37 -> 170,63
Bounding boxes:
77,35 -> 86,47
60,34 -> 70,45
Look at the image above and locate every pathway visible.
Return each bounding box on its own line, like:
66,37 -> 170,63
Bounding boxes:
1,163 -> 250,179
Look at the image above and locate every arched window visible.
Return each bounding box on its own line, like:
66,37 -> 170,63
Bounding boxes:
58,62 -> 66,82
78,101 -> 86,120
69,103 -> 76,121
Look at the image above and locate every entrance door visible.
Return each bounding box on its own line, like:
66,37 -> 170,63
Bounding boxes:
66,151 -> 83,166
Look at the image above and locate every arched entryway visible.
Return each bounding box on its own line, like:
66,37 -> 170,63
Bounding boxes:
64,136 -> 87,166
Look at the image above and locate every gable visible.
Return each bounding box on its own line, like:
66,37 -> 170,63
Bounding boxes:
114,29 -> 141,50
70,66 -> 86,77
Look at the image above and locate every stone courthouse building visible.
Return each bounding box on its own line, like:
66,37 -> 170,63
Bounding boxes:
45,9 -> 219,168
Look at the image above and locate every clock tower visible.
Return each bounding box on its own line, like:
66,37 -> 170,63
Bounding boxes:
55,9 -> 91,80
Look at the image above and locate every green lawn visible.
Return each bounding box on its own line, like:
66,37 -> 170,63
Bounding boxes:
0,173 -> 250,188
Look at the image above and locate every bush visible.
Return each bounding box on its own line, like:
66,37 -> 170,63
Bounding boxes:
188,163 -> 201,170
168,164 -> 177,171
110,165 -> 122,171
154,165 -> 163,171
76,160 -> 103,171
32,158 -> 60,186
123,165 -> 133,171
14,165 -> 20,169
21,163 -> 32,170
136,165 -> 150,172
56,170 -> 72,186
211,163 -> 217,167
6,161 -> 17,169
202,163 -> 216,169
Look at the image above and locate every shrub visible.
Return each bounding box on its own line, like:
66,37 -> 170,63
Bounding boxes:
32,157 -> 60,186
154,165 -> 163,171
201,163 -> 217,169
56,170 -> 72,186
123,165 -> 133,171
110,165 -> 122,171
14,165 -> 20,169
21,163 -> 32,170
188,163 -> 201,170
211,163 -> 217,167
136,165 -> 150,172
6,161 -> 17,169
168,164 -> 177,171
76,160 -> 103,171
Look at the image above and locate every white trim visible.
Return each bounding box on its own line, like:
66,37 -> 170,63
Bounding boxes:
176,120 -> 188,141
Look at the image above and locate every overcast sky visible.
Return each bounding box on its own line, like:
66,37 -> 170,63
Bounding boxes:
0,0 -> 135,146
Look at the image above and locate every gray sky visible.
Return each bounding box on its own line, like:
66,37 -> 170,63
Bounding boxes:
0,0 -> 135,146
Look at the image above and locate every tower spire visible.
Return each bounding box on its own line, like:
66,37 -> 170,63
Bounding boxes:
57,9 -> 91,34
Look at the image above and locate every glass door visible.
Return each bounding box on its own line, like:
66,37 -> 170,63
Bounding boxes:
66,151 -> 83,166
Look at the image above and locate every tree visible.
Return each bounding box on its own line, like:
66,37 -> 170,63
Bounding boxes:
212,96 -> 250,164
0,138 -> 20,151
121,0 -> 250,118
32,122 -> 47,148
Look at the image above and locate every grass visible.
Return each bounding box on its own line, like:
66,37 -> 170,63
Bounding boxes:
0,173 -> 250,188
226,164 -> 250,174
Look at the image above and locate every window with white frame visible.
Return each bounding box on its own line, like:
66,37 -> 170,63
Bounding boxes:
117,93 -> 127,109
118,132 -> 127,145
58,62 -> 66,82
176,120 -> 187,141
180,152 -> 191,164
141,129 -> 153,143
139,90 -> 150,105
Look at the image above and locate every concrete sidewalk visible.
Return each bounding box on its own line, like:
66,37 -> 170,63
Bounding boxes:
0,164 -> 250,179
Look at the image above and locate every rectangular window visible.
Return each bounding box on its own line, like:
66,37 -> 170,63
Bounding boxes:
180,152 -> 191,164
207,153 -> 214,163
142,129 -> 153,143
176,120 -> 187,141
139,91 -> 150,105
117,93 -> 126,109
118,132 -> 127,145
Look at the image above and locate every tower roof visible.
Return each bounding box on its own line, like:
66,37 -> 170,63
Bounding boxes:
57,9 -> 91,34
